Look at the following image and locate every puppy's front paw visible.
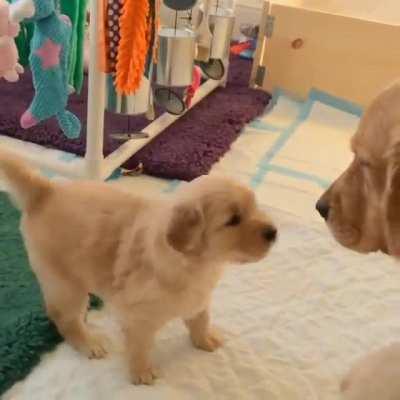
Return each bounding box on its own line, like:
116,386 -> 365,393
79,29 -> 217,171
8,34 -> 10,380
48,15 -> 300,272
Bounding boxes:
192,329 -> 223,352
131,367 -> 159,385
83,332 -> 110,359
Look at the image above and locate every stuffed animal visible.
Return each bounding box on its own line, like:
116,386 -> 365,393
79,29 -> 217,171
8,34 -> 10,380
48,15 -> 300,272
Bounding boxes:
0,0 -> 23,82
10,0 -> 81,139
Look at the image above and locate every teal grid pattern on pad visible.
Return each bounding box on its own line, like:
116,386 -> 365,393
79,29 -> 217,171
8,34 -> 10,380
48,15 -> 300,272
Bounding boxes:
14,0 -> 81,138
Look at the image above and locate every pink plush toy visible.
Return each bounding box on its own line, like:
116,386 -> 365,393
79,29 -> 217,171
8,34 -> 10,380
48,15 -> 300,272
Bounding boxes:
0,0 -> 23,82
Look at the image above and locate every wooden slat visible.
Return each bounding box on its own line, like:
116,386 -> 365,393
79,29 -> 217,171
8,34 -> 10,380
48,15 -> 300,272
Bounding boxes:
257,4 -> 400,106
279,0 -> 400,26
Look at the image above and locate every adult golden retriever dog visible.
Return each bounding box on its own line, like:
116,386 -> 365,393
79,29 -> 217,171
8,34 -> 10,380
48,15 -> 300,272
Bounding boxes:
316,81 -> 400,256
0,151 -> 277,385
315,81 -> 400,399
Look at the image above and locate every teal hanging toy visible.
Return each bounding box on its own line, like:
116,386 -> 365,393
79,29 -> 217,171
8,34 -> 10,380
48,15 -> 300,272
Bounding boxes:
10,0 -> 81,138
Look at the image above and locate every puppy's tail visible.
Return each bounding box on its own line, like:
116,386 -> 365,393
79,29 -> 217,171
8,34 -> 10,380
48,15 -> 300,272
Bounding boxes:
0,149 -> 52,211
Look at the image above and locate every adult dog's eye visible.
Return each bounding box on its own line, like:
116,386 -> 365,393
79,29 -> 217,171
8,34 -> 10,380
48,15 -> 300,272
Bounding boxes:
226,214 -> 241,227
359,159 -> 371,168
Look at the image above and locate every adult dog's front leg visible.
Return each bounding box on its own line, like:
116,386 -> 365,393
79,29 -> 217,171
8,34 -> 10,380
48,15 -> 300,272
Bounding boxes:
184,309 -> 223,352
125,321 -> 159,385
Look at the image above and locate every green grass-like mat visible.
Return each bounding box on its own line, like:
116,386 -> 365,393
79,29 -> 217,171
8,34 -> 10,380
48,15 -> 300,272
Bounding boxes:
0,193 -> 100,395
0,193 -> 61,395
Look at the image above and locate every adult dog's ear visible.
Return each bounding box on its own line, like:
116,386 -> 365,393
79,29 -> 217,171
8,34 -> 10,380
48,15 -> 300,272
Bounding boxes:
166,202 -> 205,254
384,144 -> 400,257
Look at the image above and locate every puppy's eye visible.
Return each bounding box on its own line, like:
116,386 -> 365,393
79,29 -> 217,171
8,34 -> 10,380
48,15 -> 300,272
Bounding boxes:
226,214 -> 241,227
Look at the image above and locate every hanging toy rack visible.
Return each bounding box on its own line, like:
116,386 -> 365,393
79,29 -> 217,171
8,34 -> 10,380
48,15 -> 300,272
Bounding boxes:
1,0 -> 235,180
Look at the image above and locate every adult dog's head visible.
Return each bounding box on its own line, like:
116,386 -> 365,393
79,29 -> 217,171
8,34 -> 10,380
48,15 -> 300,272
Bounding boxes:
316,81 -> 400,256
166,175 -> 277,264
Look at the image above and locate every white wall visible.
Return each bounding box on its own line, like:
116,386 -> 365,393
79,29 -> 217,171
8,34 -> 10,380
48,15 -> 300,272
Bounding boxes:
236,0 -> 263,9
233,1 -> 263,38
160,0 -> 400,34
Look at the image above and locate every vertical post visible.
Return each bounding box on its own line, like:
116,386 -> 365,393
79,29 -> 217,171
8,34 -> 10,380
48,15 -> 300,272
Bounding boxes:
219,7 -> 235,88
219,57 -> 229,88
85,0 -> 106,180
249,0 -> 270,88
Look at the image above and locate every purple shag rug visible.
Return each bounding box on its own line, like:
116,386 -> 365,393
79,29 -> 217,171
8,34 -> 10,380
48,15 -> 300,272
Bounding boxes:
0,55 -> 270,181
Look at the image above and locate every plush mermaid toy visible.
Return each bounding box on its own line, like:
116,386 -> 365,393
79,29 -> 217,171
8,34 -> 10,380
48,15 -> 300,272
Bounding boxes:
10,0 -> 81,138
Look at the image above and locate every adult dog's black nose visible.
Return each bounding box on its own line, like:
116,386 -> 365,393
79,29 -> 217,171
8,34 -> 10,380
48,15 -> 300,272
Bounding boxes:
263,226 -> 277,242
316,200 -> 330,220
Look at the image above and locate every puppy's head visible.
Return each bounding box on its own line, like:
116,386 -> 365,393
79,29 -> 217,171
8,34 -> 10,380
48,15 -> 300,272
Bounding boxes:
316,81 -> 400,256
166,175 -> 277,264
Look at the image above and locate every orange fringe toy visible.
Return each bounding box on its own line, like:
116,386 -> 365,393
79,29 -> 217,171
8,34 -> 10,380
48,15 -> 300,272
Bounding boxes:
115,0 -> 150,95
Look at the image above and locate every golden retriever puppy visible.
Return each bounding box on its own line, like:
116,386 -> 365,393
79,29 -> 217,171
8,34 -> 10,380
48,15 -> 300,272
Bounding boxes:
315,81 -> 400,399
316,80 -> 400,255
341,343 -> 400,400
0,150 -> 277,385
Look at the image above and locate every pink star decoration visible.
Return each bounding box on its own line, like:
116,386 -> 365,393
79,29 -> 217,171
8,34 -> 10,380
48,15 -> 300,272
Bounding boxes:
35,39 -> 62,69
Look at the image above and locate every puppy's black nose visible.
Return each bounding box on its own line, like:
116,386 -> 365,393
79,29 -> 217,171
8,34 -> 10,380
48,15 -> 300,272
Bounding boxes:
316,200 -> 330,220
263,226 -> 277,242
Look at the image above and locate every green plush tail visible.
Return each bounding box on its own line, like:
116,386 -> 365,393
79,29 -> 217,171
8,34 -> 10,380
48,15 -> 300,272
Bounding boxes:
56,110 -> 81,139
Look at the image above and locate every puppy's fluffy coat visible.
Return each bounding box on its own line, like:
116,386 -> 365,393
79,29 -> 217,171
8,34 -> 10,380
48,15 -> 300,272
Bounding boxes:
0,150 -> 276,384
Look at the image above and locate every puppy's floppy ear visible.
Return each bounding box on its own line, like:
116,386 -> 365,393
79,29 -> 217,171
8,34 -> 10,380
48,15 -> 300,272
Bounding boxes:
166,202 -> 205,254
